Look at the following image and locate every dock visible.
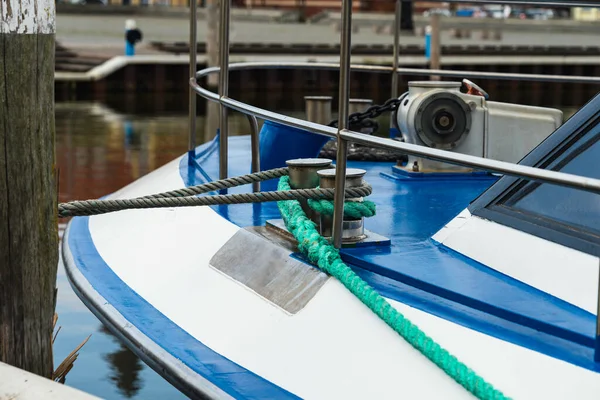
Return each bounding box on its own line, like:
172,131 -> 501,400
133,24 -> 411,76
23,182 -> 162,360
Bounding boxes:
54,12 -> 600,108
56,12 -> 600,51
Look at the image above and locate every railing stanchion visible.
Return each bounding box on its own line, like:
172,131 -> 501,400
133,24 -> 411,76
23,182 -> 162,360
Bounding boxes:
332,0 -> 353,249
218,0 -> 231,180
429,12 -> 441,81
247,114 -> 261,192
595,260 -> 600,362
391,0 -> 401,105
188,0 -> 198,157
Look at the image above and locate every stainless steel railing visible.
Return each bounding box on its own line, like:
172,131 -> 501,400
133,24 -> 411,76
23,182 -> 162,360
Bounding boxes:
189,0 -> 600,357
190,60 -> 600,192
187,0 -> 198,154
190,67 -> 600,192
332,0 -> 354,248
218,0 -> 232,180
390,0 -> 401,107
189,0 -> 600,244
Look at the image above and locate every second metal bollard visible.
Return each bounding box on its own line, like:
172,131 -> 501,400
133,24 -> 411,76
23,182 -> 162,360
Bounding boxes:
317,167 -> 367,243
348,98 -> 374,134
305,96 -> 333,125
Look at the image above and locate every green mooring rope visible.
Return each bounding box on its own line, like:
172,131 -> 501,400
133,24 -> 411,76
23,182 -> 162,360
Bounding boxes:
308,198 -> 376,218
277,176 -> 509,400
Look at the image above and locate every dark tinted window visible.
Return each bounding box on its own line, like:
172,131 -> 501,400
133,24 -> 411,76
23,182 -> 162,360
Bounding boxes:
503,131 -> 600,234
469,93 -> 600,256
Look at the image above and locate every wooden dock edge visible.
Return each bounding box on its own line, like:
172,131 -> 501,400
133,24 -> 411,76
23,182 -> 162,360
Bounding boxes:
54,54 -> 600,82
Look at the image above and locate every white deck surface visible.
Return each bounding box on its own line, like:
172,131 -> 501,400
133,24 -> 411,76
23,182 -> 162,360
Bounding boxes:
435,210 -> 600,315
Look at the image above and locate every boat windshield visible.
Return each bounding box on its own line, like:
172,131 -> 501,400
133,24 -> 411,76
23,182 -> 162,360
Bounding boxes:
505,132 -> 600,233
470,93 -> 600,256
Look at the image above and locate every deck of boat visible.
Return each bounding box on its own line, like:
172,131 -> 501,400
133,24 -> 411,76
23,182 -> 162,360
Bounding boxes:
63,132 -> 600,399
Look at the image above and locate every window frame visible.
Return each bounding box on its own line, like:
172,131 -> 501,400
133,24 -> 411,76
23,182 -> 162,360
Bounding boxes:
468,93 -> 600,257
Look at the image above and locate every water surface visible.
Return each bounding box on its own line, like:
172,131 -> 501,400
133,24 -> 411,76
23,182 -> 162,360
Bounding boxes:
54,101 -> 195,399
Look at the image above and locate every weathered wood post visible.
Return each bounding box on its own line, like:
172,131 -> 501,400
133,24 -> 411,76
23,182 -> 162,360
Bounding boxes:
0,0 -> 59,378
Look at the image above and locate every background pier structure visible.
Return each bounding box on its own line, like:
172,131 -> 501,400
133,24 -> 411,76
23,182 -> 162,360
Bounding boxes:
1,0 -> 59,379
51,11 -> 600,101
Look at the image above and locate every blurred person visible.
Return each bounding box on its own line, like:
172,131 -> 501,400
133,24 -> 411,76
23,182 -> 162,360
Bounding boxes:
125,19 -> 143,56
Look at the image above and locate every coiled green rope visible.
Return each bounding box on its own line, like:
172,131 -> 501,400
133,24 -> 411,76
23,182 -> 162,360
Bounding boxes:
277,176 -> 509,400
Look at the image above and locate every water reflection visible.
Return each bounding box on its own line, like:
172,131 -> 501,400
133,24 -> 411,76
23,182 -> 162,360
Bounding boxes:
55,101 -> 197,400
55,101 -> 261,204
54,253 -> 187,399
100,325 -> 144,399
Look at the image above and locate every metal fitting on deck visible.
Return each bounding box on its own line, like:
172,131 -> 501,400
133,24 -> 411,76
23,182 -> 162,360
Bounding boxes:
317,168 -> 367,243
349,98 -> 375,134
348,98 -> 373,115
286,158 -> 333,225
304,96 -> 332,125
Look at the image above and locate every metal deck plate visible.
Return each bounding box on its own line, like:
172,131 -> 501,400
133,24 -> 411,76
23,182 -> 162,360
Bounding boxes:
209,227 -> 329,315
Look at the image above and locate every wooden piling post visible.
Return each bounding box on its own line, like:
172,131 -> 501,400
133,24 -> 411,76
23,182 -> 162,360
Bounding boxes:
0,0 -> 58,378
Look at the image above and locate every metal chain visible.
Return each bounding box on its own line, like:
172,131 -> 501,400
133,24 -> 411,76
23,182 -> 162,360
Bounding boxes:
327,97 -> 403,130
321,96 -> 407,161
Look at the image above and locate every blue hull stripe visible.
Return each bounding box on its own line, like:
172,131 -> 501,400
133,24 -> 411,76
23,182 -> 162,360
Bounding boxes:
67,216 -> 300,399
355,266 -> 600,372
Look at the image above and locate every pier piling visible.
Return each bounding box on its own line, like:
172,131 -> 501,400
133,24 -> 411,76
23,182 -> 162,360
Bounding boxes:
1,0 -> 59,378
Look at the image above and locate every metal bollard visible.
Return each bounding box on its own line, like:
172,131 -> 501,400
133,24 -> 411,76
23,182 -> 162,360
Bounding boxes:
349,98 -> 374,134
317,167 -> 367,243
305,96 -> 333,125
286,158 -> 333,225
348,98 -> 373,115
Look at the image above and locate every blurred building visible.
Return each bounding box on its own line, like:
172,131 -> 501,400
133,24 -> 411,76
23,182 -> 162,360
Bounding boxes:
101,0 -> 451,13
102,0 -> 405,12
104,0 -> 189,5
238,0 -> 443,14
572,7 -> 600,20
